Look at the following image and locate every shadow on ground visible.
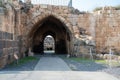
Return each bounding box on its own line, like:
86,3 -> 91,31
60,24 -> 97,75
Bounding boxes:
0,55 -> 41,71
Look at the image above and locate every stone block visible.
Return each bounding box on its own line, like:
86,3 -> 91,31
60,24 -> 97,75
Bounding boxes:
3,48 -> 6,55
103,54 -> 108,59
7,41 -> 10,48
10,34 -> 13,40
0,40 -> 5,49
5,41 -> 8,48
8,48 -> 13,54
0,41 -> 3,49
0,49 -> 3,56
0,56 -> 7,69
2,32 -> 5,39
8,33 -> 11,40
12,41 -> 15,47
0,31 -> 2,39
5,32 -> 9,39
118,56 -> 120,60
41,5 -> 47,9
9,41 -> 12,48
13,48 -> 15,52
4,32 -> 7,39
15,42 -> 18,47
11,41 -> 14,47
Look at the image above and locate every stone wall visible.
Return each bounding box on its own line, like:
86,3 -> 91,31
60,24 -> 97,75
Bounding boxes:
0,5 -> 19,68
95,7 -> 120,54
0,1 -> 120,68
24,4 -> 120,55
23,4 -> 96,55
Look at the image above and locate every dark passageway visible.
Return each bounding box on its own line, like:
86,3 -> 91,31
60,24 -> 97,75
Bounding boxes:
28,16 -> 71,54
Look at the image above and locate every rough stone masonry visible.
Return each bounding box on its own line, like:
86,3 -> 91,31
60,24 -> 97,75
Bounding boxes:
0,0 -> 120,68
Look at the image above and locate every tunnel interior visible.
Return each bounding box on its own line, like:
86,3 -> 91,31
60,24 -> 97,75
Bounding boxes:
28,15 -> 71,54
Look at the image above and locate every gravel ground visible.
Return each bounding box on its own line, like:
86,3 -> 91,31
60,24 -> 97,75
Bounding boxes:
0,55 -> 40,71
62,57 -> 120,79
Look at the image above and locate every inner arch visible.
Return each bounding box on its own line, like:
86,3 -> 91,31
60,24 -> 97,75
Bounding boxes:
28,15 -> 71,54
44,35 -> 55,54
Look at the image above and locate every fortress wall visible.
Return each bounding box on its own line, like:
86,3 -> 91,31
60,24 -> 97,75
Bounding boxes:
95,7 -> 120,54
0,7 -> 19,68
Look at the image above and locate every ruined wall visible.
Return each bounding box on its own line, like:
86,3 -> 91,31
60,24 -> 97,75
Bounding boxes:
0,5 -> 19,68
23,4 -> 96,55
95,7 -> 120,54
0,1 -> 120,68
30,4 -> 95,38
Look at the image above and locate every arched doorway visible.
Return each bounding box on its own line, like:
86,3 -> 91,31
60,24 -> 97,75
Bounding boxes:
28,15 -> 71,54
44,35 -> 55,54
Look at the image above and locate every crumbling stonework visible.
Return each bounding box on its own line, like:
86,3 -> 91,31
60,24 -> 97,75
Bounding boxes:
95,7 -> 120,54
0,4 -> 19,68
0,1 -> 120,68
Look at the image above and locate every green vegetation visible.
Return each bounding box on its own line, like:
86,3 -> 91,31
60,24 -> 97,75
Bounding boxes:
96,60 -> 120,67
18,56 -> 38,64
69,57 -> 93,63
11,56 -> 38,66
115,5 -> 120,10
68,57 -> 120,67
0,0 -> 3,7
95,60 -> 106,64
93,7 -> 102,11
93,5 -> 120,11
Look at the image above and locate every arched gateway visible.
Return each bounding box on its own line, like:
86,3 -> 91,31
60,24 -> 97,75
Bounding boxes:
1,0 -> 120,69
26,15 -> 73,54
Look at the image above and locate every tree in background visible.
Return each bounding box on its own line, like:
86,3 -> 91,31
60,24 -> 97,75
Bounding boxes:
93,7 -> 102,12
93,5 -> 120,11
115,5 -> 120,10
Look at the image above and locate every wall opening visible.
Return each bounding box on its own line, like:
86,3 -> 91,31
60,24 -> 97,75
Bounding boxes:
44,35 -> 55,54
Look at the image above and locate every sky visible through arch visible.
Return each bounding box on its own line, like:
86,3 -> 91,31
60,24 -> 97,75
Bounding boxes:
22,0 -> 120,11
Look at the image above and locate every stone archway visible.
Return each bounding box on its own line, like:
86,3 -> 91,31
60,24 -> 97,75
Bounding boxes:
26,15 -> 72,54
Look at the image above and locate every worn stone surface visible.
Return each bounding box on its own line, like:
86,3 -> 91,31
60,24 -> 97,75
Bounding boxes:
0,71 -> 119,80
